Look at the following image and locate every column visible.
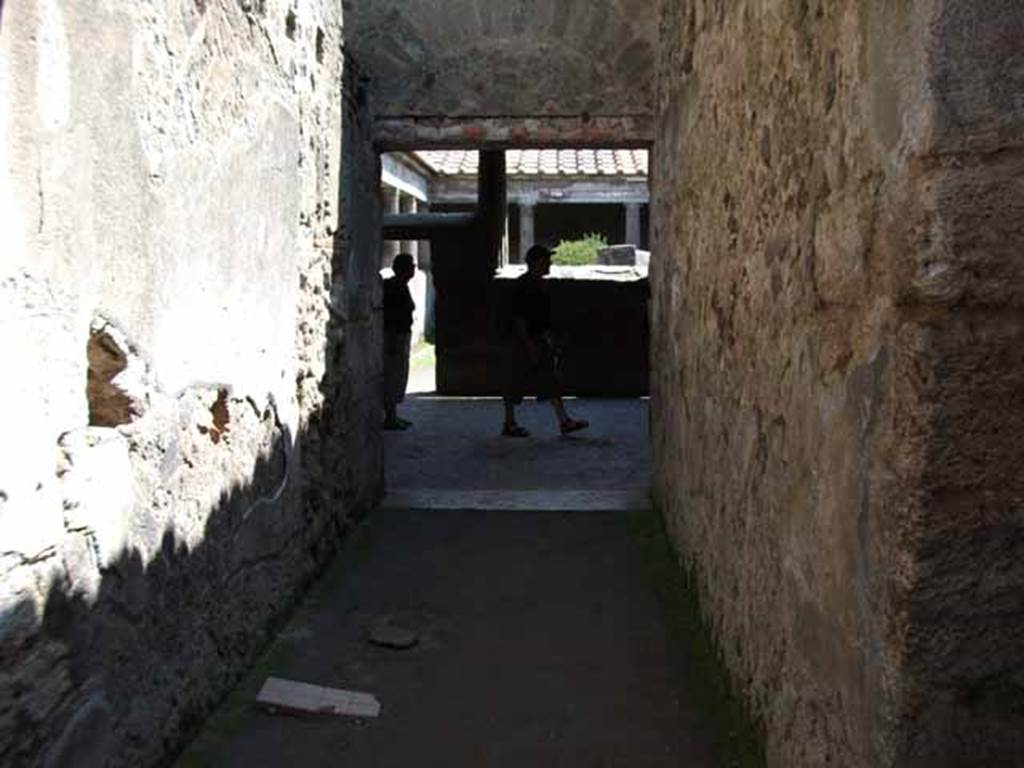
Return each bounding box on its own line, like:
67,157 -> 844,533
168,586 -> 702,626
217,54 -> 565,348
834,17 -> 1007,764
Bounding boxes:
381,185 -> 401,268
625,202 -> 642,247
518,201 -> 535,263
415,204 -> 434,343
399,194 -> 418,261
478,149 -> 507,273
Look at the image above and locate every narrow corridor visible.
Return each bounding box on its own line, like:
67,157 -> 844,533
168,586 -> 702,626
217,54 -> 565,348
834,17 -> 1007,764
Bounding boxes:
178,398 -> 744,766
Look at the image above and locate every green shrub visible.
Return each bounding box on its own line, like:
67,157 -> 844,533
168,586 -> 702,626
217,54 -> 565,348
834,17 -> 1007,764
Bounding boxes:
551,233 -> 607,266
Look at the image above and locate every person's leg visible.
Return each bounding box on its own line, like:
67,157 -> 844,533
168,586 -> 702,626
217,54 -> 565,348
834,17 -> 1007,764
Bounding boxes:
549,396 -> 569,424
546,396 -> 588,433
502,398 -> 529,437
504,400 -> 517,429
534,345 -> 588,435
395,333 -> 412,427
500,341 -> 530,436
383,332 -> 409,430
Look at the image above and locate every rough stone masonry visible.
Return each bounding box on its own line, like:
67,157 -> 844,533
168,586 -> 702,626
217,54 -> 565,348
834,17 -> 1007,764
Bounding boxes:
0,1 -> 382,765
343,0 -> 657,117
653,1 -> 1024,766
343,0 -> 660,146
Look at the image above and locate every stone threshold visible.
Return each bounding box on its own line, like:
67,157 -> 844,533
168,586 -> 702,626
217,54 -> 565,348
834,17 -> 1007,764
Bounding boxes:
380,488 -> 650,512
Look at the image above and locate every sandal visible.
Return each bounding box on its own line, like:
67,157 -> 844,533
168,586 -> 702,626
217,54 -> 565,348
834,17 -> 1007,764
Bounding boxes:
560,418 -> 589,436
502,424 -> 531,438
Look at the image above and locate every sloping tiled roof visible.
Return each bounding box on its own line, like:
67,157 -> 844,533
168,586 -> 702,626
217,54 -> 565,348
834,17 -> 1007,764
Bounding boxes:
415,149 -> 648,177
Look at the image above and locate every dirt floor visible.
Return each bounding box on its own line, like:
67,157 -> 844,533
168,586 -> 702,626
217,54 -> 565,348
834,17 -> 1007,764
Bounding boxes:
177,398 -> 760,768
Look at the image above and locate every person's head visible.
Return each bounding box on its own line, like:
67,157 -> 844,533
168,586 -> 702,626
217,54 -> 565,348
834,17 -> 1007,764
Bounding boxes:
525,244 -> 552,277
392,253 -> 415,283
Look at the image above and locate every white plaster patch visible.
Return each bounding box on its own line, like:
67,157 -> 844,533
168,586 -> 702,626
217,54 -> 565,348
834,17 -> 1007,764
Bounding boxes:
0,482 -> 64,561
35,0 -> 72,131
0,275 -> 87,560
0,30 -> 31,271
59,428 -> 137,568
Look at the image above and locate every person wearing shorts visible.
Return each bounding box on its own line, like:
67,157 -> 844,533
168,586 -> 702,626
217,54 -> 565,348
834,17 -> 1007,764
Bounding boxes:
382,253 -> 416,430
498,245 -> 589,438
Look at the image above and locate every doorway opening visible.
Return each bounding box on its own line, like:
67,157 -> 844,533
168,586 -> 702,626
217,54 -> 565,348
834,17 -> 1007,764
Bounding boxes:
379,147 -> 651,400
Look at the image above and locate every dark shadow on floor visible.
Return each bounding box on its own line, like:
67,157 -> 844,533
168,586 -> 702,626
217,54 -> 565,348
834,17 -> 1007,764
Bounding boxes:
177,505 -> 764,767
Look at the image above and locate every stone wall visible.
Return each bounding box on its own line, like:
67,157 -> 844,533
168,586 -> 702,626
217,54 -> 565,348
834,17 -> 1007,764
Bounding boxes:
343,0 -> 658,119
0,1 -> 382,765
493,267 -> 650,398
652,1 -> 1024,766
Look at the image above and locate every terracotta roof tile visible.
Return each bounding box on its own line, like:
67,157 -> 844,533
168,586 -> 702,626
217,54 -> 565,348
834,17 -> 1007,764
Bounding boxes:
415,149 -> 648,177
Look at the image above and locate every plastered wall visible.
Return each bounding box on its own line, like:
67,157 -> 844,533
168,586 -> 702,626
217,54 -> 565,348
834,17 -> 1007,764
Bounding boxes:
0,1 -> 382,764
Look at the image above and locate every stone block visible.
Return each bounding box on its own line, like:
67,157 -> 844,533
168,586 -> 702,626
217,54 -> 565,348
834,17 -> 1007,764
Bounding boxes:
59,532 -> 101,603
597,244 -> 638,266
438,267 -> 649,396
922,1 -> 1024,156
908,154 -> 1024,307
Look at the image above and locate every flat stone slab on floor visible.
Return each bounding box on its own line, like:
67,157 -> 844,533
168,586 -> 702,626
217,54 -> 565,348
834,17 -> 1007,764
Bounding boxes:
256,677 -> 380,719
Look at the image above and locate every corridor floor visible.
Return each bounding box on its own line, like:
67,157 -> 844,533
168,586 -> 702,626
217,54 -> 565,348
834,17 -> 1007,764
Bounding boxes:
178,398 -> 730,767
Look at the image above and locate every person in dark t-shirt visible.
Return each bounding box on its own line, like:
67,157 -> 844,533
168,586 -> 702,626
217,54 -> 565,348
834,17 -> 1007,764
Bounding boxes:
382,253 -> 416,430
498,244 -> 588,438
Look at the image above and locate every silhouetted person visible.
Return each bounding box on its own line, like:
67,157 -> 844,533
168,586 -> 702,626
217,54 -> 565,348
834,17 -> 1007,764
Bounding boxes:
382,252 -> 416,430
499,244 -> 589,438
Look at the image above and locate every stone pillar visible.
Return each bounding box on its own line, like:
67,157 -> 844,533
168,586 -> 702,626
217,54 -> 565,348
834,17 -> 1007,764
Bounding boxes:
399,194 -> 418,260
434,150 -> 506,394
478,150 -> 508,273
625,202 -> 642,247
518,202 -> 535,263
416,204 -> 434,343
381,185 -> 401,268
423,259 -> 436,344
